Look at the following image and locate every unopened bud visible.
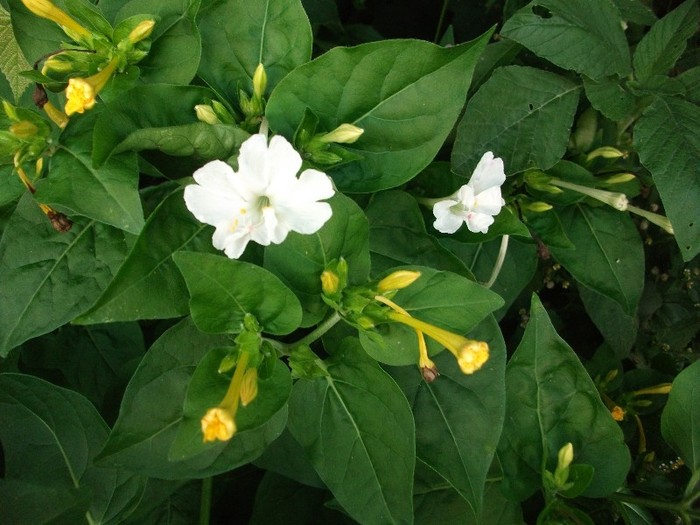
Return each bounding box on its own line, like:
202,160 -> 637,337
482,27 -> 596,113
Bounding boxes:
128,19 -> 155,43
377,270 -> 421,293
632,383 -> 672,396
218,353 -> 237,374
9,121 -> 39,139
522,201 -> 553,213
252,63 -> 267,100
311,150 -> 344,165
318,123 -> 364,144
557,442 -> 574,470
586,146 -> 625,161
41,56 -> 73,75
195,104 -> 221,125
603,173 -> 636,185
321,270 -> 340,295
240,368 -> 258,406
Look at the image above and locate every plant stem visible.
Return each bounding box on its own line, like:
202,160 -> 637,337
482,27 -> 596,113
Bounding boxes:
484,235 -> 509,289
434,0 -> 450,43
609,492 -> 685,514
199,477 -> 213,525
293,311 -> 342,348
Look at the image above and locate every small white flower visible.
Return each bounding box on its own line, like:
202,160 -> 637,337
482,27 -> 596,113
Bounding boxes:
184,134 -> 334,258
432,151 -> 506,234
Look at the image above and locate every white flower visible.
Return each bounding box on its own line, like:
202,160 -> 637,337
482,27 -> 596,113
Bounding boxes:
184,134 -> 335,258
432,151 -> 506,234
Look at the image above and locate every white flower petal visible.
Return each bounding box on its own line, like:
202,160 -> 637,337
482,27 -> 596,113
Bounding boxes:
279,201 -> 333,235
465,212 -> 495,234
473,186 -> 505,216
455,184 -> 476,208
236,134 -> 271,190
213,225 -> 250,259
267,134 -> 303,181
433,200 -> 464,234
184,184 -> 240,226
468,152 -> 506,195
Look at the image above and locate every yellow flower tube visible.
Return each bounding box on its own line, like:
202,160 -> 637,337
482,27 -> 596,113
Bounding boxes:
64,57 -> 120,116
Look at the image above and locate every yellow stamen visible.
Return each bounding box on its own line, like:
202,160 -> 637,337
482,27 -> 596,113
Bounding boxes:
21,0 -> 91,39
64,57 -> 119,116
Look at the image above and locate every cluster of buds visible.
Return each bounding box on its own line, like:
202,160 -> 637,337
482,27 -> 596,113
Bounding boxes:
21,0 -> 156,120
321,260 -> 491,382
200,315 -> 264,443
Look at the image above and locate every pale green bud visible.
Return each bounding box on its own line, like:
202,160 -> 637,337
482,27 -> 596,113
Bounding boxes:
602,173 -> 636,185
195,104 -> 222,125
377,270 -> 421,293
252,63 -> 267,100
586,146 -> 625,161
128,19 -> 156,43
522,201 -> 553,213
317,123 -> 364,144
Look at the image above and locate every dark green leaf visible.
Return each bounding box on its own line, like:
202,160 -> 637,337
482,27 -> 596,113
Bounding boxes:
98,318 -> 287,479
390,316 -> 506,520
678,66 -> 700,104
613,0 -> 658,25
632,0 -> 699,83
501,0 -> 631,81
550,205 -> 644,315
197,0 -> 312,99
76,185 -> 213,324
360,266 -> 503,366
634,96 -> 700,260
583,76 -> 637,121
452,66 -> 580,176
498,294 -> 630,501
661,359 -> 700,472
36,112 -> 144,234
267,33 -> 492,192
365,190 -> 471,278
92,84 -> 218,167
253,429 -> 325,488
0,373 -> 146,524
7,0 -> 66,65
0,164 -> 24,206
264,193 -> 370,327
0,194 -> 130,356
174,251 -> 302,335
288,338 -> 415,525
578,285 -> 637,358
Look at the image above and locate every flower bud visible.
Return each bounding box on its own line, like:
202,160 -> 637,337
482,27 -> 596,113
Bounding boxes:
252,63 -> 267,100
41,56 -> 74,75
128,19 -> 156,44
21,0 -> 91,39
522,201 -> 553,213
9,121 -> 39,140
218,353 -> 237,374
626,205 -> 674,234
239,368 -> 258,406
377,270 -> 421,294
317,123 -> 364,144
195,104 -> 221,125
321,270 -> 340,295
586,146 -> 625,161
557,442 -> 574,471
603,173 -> 636,185
310,150 -> 344,165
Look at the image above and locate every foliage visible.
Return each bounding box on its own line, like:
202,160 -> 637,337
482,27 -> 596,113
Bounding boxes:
0,0 -> 698,524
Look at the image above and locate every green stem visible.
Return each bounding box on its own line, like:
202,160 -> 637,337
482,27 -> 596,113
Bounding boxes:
199,477 -> 213,525
293,311 -> 342,347
609,492 -> 686,515
434,0 -> 450,43
484,235 -> 509,289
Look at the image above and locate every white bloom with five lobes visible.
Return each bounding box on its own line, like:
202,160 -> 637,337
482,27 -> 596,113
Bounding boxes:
184,133 -> 335,258
432,151 -> 506,234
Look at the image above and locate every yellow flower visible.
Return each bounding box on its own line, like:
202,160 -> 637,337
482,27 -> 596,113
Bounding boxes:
64,57 -> 119,116
128,19 -> 156,44
321,270 -> 341,295
611,405 -> 625,421
201,407 -> 236,442
21,0 -> 91,40
376,270 -> 421,294
455,340 -> 489,375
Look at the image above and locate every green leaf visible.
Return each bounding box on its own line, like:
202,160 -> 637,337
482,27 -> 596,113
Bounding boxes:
92,84 -> 219,167
0,480 -> 90,525
678,66 -> 700,104
632,0 -> 699,84
98,317 -> 287,479
497,294 -> 630,501
0,194 -> 130,356
440,237 -> 538,319
19,322 -> 144,413
0,5 -> 31,102
501,0 -> 631,81
266,32 -> 492,192
0,373 -> 146,524
114,0 -> 201,84
549,205 -> 644,315
254,428 -> 325,488
170,348 -> 291,460
583,76 -> 636,121
264,193 -> 370,327
578,285 -> 637,358
288,338 -> 415,525
613,0 -> 658,25
360,266 -> 504,366
661,360 -> 700,472
7,0 -> 66,66
452,66 -> 580,176
390,316 -> 506,520
634,96 -> 700,261
365,190 -> 471,278
0,164 -> 24,207
197,0 -> 312,99
35,111 -> 144,234
173,251 -> 302,335
76,185 -> 214,324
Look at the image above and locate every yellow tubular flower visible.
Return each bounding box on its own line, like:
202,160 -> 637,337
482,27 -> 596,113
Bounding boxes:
200,351 -> 251,443
378,296 -> 490,375
201,407 -> 236,442
64,57 -> 119,116
128,19 -> 156,44
21,0 -> 91,39
376,270 -> 421,294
